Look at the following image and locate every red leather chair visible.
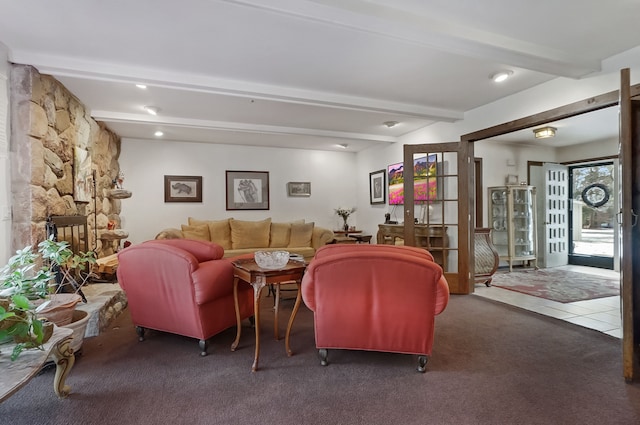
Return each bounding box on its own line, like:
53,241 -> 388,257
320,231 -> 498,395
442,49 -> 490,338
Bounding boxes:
116,239 -> 253,356
302,244 -> 449,372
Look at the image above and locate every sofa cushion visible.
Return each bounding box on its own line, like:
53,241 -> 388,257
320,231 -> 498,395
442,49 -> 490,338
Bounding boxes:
288,222 -> 314,248
188,217 -> 232,249
269,222 -> 292,248
181,224 -> 210,241
230,218 -> 271,249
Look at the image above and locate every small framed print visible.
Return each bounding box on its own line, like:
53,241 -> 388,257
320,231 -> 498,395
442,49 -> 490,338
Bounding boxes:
287,182 -> 311,197
226,170 -> 270,210
506,174 -> 519,185
164,175 -> 202,202
369,169 -> 386,204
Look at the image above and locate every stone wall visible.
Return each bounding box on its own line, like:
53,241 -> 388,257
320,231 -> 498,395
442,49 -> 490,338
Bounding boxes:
10,65 -> 123,257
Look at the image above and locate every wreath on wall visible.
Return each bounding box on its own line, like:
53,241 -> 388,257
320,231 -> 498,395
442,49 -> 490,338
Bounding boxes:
581,183 -> 610,208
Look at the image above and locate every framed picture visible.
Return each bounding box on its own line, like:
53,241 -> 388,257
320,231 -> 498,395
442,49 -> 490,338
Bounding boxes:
506,174 -> 519,185
369,169 -> 386,204
226,170 -> 270,210
164,175 -> 203,202
287,181 -> 311,197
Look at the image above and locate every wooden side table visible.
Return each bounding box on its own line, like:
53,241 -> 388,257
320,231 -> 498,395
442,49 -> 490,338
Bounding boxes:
230,259 -> 307,372
1,326 -> 75,402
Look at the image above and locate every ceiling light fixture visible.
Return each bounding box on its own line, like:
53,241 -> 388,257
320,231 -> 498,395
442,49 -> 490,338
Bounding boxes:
154,131 -> 164,137
135,84 -> 147,89
491,71 -> 513,83
383,121 -> 399,128
533,126 -> 557,139
144,105 -> 160,115
338,143 -> 348,149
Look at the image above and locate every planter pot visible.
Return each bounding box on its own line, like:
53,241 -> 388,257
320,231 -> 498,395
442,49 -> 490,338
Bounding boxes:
63,309 -> 89,354
37,294 -> 82,326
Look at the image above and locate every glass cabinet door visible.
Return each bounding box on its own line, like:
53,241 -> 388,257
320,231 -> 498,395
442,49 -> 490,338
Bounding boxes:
488,185 -> 537,271
512,187 -> 535,258
488,187 -> 508,258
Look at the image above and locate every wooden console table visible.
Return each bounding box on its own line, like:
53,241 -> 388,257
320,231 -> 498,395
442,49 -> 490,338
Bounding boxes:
377,224 -> 449,271
0,326 -> 75,401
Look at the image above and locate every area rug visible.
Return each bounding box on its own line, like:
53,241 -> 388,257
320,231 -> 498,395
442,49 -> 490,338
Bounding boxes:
491,268 -> 619,303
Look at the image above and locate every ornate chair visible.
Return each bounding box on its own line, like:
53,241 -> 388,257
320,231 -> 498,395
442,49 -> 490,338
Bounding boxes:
301,244 -> 449,372
116,239 -> 253,356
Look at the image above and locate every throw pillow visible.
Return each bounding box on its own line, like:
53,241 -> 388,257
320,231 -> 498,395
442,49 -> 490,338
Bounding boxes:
288,222 -> 314,248
180,224 -> 210,241
269,222 -> 292,248
230,218 -> 272,249
187,217 -> 232,249
207,220 -> 232,250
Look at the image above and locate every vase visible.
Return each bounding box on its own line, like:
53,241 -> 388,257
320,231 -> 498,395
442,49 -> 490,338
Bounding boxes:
63,309 -> 89,354
343,220 -> 349,232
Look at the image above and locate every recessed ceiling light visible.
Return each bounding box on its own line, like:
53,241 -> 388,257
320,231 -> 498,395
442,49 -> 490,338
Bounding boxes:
491,71 -> 513,83
154,131 -> 164,137
338,143 -> 348,149
135,84 -> 147,89
144,105 -> 160,115
383,121 -> 399,128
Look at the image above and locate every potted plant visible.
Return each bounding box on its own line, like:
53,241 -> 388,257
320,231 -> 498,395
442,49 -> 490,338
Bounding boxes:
0,237 -> 97,360
0,245 -> 54,360
35,237 -> 97,326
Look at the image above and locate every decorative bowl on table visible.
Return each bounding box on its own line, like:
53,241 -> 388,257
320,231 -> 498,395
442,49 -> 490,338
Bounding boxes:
254,250 -> 290,270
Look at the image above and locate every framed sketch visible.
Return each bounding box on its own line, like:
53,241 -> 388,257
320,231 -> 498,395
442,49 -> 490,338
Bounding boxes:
226,170 -> 270,210
506,174 -> 519,185
369,169 -> 386,204
164,175 -> 203,202
287,181 -> 311,197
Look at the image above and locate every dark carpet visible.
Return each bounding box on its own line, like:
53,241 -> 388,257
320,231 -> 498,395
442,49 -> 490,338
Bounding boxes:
491,268 -> 619,303
1,294 -> 639,425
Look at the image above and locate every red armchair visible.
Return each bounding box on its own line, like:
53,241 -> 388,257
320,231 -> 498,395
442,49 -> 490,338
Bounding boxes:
116,239 -> 253,356
301,244 -> 449,372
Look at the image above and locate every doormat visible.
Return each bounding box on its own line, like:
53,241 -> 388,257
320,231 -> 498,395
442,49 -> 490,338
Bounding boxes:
491,268 -> 619,303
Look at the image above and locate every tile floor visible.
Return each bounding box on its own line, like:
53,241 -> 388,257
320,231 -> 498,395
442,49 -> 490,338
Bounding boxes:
473,265 -> 622,338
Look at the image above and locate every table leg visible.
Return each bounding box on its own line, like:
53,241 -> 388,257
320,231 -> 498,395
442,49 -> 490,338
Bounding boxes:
231,277 -> 242,351
252,284 -> 265,372
274,284 -> 280,340
51,335 -> 75,398
285,280 -> 302,357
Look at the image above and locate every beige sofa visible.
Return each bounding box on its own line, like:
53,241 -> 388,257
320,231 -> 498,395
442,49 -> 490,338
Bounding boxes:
155,217 -> 335,260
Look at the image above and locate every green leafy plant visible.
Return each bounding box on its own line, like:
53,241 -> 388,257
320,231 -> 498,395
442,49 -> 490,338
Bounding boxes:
0,245 -> 53,360
0,237 -> 96,360
0,294 -> 48,360
37,237 -> 97,296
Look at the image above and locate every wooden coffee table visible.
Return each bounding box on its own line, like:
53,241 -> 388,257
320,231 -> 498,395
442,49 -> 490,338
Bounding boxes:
230,258 -> 307,372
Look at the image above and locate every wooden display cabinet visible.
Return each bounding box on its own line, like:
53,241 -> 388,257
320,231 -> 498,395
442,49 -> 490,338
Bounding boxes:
377,224 -> 449,271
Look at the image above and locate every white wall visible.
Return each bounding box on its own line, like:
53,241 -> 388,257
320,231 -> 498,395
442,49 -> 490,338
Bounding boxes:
0,42 -> 10,263
354,48 -> 640,239
119,139 -> 358,243
120,48 -> 640,247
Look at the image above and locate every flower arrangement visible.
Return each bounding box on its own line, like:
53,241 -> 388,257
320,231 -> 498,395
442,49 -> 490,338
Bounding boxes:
335,207 -> 356,231
334,207 -> 356,220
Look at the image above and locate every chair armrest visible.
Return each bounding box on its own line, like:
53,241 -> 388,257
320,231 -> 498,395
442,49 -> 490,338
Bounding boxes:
434,276 -> 450,315
192,260 -> 235,305
145,239 -> 225,262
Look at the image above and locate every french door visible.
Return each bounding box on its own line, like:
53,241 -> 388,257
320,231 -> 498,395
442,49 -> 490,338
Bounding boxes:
403,142 -> 469,294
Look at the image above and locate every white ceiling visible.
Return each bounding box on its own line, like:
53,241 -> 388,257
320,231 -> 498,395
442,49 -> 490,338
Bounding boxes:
0,0 -> 638,152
